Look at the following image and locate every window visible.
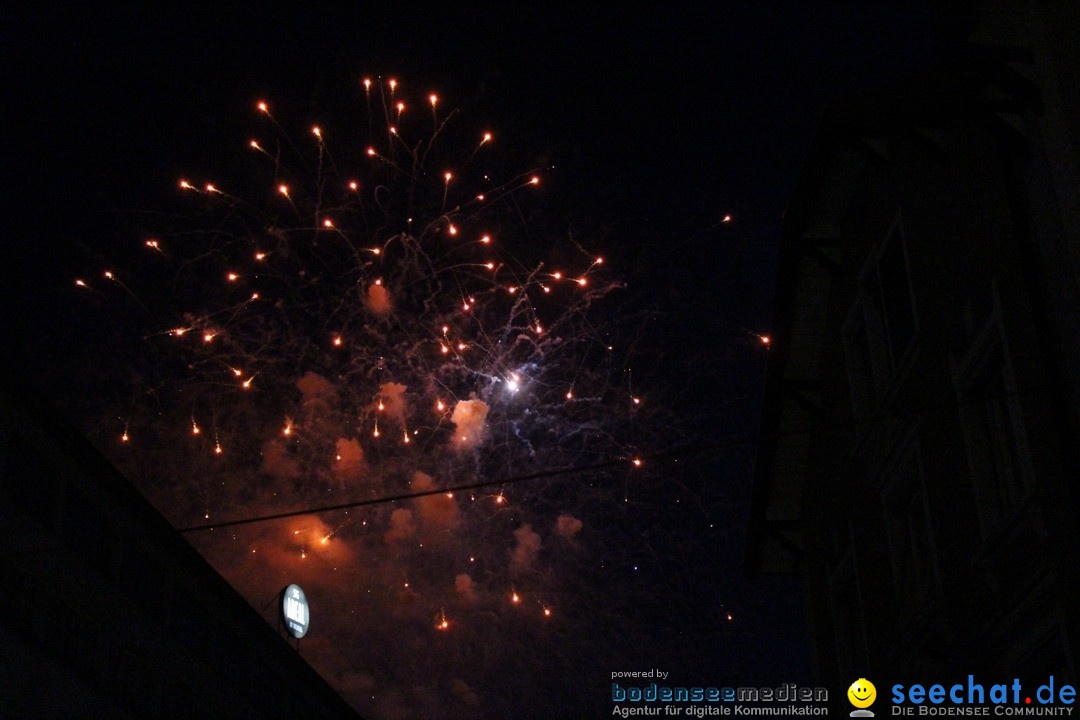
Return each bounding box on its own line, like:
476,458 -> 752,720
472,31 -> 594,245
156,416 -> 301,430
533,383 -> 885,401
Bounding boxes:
827,528 -> 870,676
953,290 -> 1034,537
880,434 -> 938,615
843,210 -> 918,420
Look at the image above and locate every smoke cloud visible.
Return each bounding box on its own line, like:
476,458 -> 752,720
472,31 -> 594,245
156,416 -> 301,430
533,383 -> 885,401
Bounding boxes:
511,523 -> 541,571
450,398 -> 488,449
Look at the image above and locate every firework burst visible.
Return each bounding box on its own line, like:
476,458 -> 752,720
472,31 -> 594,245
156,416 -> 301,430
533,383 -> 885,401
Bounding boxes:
71,76 -> 682,717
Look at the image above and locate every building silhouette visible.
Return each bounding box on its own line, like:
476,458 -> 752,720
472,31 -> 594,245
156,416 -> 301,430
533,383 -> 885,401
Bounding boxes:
746,0 -> 1080,691
0,356 -> 362,719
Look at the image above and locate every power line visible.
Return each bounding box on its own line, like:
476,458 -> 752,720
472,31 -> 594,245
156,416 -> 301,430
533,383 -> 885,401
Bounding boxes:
175,441 -> 740,533
175,374 -> 1078,534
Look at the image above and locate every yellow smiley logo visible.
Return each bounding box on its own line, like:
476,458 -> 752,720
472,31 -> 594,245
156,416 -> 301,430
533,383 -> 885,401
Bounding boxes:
848,678 -> 876,708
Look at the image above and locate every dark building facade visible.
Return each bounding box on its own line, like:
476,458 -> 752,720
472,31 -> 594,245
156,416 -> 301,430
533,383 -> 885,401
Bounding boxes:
747,0 -> 1080,693
0,358 -> 362,719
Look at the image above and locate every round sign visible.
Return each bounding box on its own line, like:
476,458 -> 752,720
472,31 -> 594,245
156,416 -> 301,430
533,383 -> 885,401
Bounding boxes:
281,583 -> 310,638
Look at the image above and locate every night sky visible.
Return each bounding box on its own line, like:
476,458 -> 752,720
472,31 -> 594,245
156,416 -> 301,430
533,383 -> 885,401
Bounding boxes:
4,5 -> 932,718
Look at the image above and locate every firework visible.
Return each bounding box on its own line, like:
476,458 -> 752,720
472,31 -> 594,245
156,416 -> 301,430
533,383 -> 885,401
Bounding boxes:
75,76 -> 670,717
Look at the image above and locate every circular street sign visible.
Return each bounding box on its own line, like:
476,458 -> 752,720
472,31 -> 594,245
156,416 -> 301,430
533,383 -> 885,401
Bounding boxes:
281,583 -> 310,638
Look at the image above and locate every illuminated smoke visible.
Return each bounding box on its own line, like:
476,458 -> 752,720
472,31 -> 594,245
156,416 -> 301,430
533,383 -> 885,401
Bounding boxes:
385,508 -> 416,543
378,382 -> 409,426
511,523 -> 541,571
333,437 -> 365,479
450,398 -> 488,449
364,282 -> 392,315
454,573 -> 477,602
555,513 -> 583,540
412,471 -> 460,536
450,679 -> 480,708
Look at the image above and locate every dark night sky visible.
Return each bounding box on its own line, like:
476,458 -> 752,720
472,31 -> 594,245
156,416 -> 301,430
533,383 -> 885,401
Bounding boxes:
3,4 -> 934,718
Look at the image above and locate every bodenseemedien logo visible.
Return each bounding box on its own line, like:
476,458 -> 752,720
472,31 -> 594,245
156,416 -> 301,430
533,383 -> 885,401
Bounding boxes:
610,678 -> 829,716
848,678 -> 877,717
